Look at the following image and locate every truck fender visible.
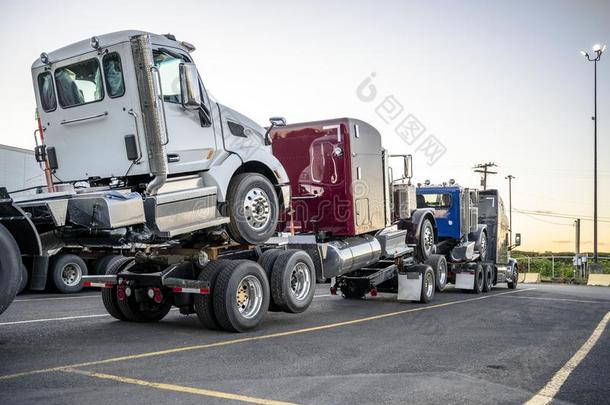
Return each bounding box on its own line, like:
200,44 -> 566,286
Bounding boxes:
0,199 -> 42,257
202,152 -> 289,204
401,208 -> 437,247
468,224 -> 487,254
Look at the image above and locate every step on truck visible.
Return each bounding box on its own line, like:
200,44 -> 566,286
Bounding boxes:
415,182 -> 521,293
0,31 -> 442,326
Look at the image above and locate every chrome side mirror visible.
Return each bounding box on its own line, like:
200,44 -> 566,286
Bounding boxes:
404,155 -> 413,180
515,233 -> 521,247
179,63 -> 201,109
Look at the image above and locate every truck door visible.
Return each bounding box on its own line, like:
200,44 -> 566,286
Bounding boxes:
36,44 -> 149,182
153,48 -> 216,174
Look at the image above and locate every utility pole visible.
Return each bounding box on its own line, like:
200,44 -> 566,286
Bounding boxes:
575,219 -> 581,277
506,175 -> 515,247
473,162 -> 497,190
581,43 -> 606,264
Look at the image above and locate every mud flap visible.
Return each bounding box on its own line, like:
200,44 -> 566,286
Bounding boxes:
30,256 -> 49,291
397,271 -> 422,301
455,272 -> 475,290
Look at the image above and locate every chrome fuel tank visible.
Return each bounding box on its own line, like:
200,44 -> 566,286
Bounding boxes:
321,234 -> 382,278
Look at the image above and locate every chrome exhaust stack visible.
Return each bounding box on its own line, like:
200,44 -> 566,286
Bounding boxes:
130,34 -> 168,196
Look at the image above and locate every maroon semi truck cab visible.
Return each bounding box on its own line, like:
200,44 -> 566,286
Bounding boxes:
271,118 -> 389,236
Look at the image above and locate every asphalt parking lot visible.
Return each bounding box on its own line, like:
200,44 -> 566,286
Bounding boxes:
1,283 -> 609,405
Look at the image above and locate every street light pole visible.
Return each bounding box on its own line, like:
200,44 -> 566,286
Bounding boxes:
505,175 -> 515,248
581,43 -> 606,264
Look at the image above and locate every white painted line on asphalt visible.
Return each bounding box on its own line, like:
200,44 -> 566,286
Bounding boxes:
2,295 -> 333,326
525,311 -> 610,405
504,295 -> 610,305
0,313 -> 110,326
14,295 -> 99,303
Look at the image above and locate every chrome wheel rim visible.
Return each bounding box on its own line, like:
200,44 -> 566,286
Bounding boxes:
480,234 -> 487,260
424,271 -> 434,297
438,262 -> 447,285
423,225 -> 434,254
236,275 -> 263,319
61,263 -> 82,287
290,262 -> 311,301
243,188 -> 271,230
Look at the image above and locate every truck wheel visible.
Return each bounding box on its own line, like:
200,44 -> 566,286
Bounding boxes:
101,257 -> 133,320
51,254 -> 88,294
118,287 -> 172,322
507,264 -> 518,289
270,250 -> 316,313
0,223 -> 21,315
416,218 -> 435,262
94,254 -> 122,275
426,254 -> 447,292
473,263 -> 484,294
18,264 -> 28,294
340,282 -> 366,299
257,249 -> 285,312
226,173 -> 279,245
194,260 -> 231,329
476,231 -> 488,261
213,260 -> 270,332
482,264 -> 493,292
420,265 -> 435,303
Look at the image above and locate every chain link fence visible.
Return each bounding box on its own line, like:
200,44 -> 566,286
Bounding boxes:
511,255 -> 610,283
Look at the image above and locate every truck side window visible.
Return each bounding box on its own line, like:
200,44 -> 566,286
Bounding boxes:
37,72 -> 57,112
153,50 -> 188,104
55,58 -> 104,108
103,52 -> 125,98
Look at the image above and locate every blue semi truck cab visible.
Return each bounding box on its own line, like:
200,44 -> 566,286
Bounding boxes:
416,183 -> 520,293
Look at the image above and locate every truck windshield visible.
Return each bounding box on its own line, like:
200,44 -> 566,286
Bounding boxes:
55,58 -> 104,108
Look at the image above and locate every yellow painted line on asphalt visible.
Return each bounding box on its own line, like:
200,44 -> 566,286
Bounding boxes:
0,288 -> 536,381
524,311 -> 610,405
63,368 -> 299,405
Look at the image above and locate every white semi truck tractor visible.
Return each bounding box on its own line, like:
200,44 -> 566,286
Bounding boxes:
4,31 -> 292,297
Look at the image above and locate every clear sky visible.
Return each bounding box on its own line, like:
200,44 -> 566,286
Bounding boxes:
0,0 -> 608,253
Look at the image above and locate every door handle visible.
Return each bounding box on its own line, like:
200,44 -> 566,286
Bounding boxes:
167,154 -> 180,163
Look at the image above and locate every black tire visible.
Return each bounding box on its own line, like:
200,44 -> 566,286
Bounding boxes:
473,263 -> 484,294
340,283 -> 367,299
425,254 -> 448,292
101,257 -> 133,320
18,264 -> 28,295
419,264 -> 435,303
416,218 -> 435,262
482,264 -> 494,292
50,254 -> 88,294
225,173 -> 279,245
0,223 -> 21,315
270,250 -> 316,314
94,254 -> 122,275
257,249 -> 285,312
508,264 -> 518,289
118,282 -> 173,322
194,260 -> 230,330
213,260 -> 270,332
476,231 -> 488,262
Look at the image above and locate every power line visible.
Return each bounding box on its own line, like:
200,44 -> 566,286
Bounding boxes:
513,208 -> 610,223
